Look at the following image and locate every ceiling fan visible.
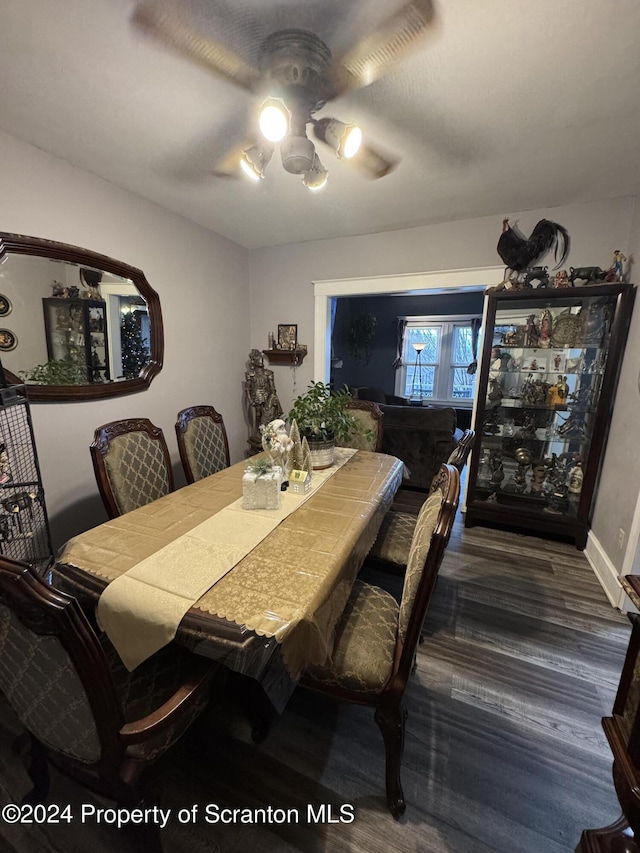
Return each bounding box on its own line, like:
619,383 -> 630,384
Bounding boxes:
132,0 -> 437,190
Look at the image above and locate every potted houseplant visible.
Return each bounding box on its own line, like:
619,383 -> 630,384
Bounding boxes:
347,312 -> 377,365
288,381 -> 359,469
20,358 -> 88,386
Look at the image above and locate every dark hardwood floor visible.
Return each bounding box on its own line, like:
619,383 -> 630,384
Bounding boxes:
0,490 -> 631,852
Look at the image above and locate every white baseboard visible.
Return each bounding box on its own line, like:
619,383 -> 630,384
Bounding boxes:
585,531 -> 628,610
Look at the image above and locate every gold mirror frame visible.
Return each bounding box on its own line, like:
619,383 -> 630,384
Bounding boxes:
0,232 -> 163,402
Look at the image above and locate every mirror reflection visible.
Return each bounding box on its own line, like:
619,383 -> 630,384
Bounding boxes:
0,233 -> 163,402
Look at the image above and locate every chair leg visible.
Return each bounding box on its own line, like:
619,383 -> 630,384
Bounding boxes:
576,813 -> 638,852
23,735 -> 50,805
374,702 -> 407,819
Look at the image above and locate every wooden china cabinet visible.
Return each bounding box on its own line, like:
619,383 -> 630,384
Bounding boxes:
465,283 -> 635,549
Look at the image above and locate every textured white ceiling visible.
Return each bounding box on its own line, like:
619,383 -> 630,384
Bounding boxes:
1,0 -> 639,249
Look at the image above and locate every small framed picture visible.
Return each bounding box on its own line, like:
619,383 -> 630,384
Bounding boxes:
277,324 -> 298,350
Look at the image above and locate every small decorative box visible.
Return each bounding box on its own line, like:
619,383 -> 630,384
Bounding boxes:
290,469 -> 312,494
242,465 -> 282,510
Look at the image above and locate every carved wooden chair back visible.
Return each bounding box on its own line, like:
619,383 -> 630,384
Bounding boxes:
338,400 -> 384,452
302,463 -> 460,817
0,555 -> 215,806
90,418 -> 174,518
175,405 -> 230,484
447,428 -> 476,472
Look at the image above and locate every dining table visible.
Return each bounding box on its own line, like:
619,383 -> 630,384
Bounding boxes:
52,448 -> 404,711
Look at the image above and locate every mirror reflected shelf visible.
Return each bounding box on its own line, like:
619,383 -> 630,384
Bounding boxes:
0,232 -> 164,402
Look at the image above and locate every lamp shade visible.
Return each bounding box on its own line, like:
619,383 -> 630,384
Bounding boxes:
313,118 -> 362,159
302,154 -> 328,190
240,143 -> 273,180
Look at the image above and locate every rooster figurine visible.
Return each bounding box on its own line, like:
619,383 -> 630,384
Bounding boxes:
497,218 -> 570,272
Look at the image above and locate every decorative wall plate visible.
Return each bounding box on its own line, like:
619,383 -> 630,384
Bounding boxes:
551,313 -> 580,347
0,329 -> 17,351
0,295 -> 11,317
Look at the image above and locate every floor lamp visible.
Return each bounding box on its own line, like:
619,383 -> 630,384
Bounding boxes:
411,342 -> 426,400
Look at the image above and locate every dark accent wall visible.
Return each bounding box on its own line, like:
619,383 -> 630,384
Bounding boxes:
331,291 -> 485,394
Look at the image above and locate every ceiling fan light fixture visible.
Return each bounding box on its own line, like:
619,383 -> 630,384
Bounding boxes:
314,118 -> 362,160
240,143 -> 273,181
302,155 -> 328,191
258,97 -> 290,143
280,135 -> 315,175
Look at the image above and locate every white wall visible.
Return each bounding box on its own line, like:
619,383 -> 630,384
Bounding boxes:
248,195 -> 639,575
591,197 -> 640,572
0,130 -> 250,549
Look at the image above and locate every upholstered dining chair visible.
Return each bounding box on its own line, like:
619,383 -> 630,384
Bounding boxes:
175,405 -> 231,484
301,463 -> 460,818
90,418 -> 174,518
337,399 -> 384,452
368,429 -> 475,573
0,555 -> 217,814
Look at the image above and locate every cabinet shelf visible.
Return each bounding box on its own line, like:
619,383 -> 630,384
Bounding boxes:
466,283 -> 635,549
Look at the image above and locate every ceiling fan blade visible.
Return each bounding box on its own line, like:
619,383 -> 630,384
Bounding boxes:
132,0 -> 260,93
328,0 -> 436,95
348,142 -> 399,180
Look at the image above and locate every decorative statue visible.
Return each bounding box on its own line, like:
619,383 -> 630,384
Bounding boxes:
261,419 -> 293,486
546,375 -> 569,408
531,462 -> 548,493
524,314 -> 539,347
487,377 -> 504,408
538,309 -> 552,347
489,451 -> 505,487
245,349 -> 283,452
606,249 -> 627,281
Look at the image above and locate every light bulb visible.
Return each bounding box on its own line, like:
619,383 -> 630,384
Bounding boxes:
342,125 -> 362,159
258,100 -> 289,143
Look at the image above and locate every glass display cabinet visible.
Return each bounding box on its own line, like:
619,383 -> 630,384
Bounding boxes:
465,283 -> 635,549
43,297 -> 110,384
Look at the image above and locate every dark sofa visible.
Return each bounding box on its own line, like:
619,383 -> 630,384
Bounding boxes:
351,387 -> 459,490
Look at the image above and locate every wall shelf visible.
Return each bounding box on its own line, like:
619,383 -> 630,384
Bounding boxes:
262,349 -> 307,366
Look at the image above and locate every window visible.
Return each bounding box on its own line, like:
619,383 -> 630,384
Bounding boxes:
396,316 -> 480,404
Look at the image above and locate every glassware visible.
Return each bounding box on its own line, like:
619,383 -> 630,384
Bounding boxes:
478,449 -> 492,483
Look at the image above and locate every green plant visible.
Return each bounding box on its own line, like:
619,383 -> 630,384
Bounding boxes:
347,313 -> 377,365
288,382 -> 358,441
20,359 -> 88,386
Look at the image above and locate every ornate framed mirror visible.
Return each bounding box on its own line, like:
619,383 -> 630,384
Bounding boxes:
0,232 -> 163,401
